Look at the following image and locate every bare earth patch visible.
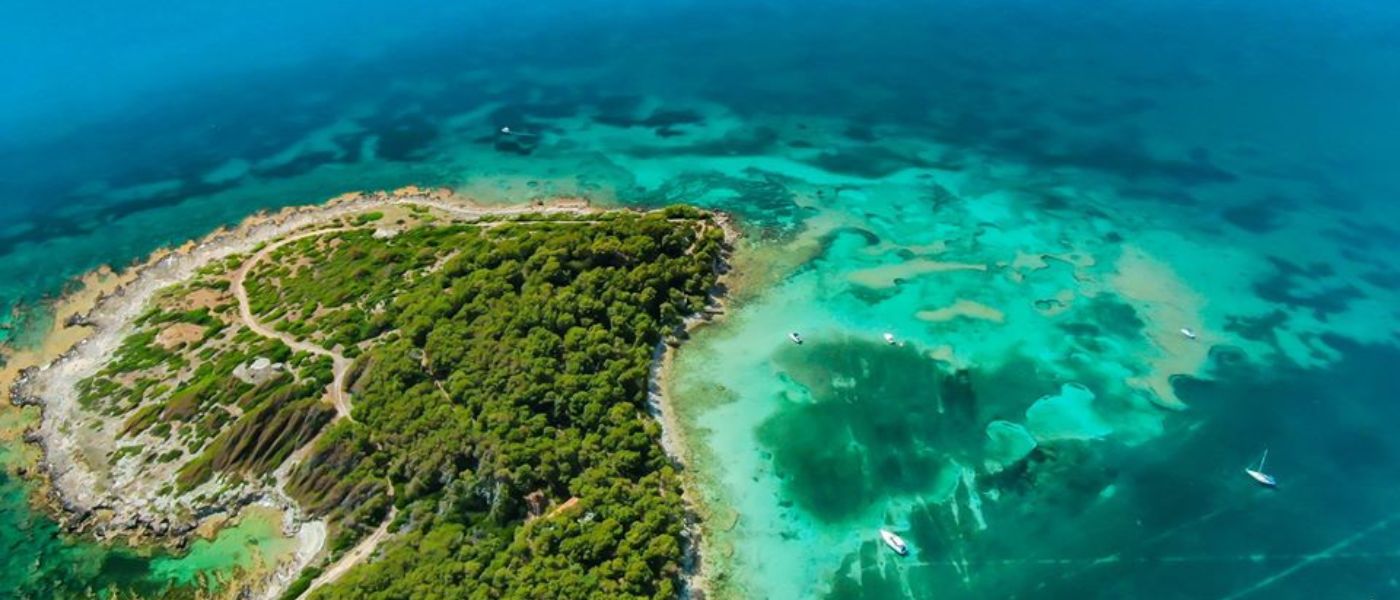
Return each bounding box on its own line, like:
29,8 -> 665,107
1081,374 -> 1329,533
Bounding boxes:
155,322 -> 206,349
181,287 -> 226,311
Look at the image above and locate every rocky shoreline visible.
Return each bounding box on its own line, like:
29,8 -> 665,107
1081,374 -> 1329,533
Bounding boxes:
647,210 -> 742,600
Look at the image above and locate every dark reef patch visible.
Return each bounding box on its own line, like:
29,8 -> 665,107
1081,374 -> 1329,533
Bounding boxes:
1032,190 -> 1073,212
1224,309 -> 1289,344
757,339 -> 959,522
1221,196 -> 1293,233
0,172 -> 244,256
1360,269 -> 1400,291
848,285 -> 900,305
1253,257 -> 1363,319
925,183 -> 960,211
926,111 -> 1236,186
625,125 -> 780,158
1056,96 -> 1158,126
640,108 -> 705,129
593,105 -> 705,137
807,146 -> 928,179
842,123 -> 878,142
1121,186 -> 1198,206
756,342 -> 1111,527
821,227 -> 882,247
1325,218 -> 1400,252
366,113 -> 440,162
1043,139 -> 1237,185
1055,295 -> 1148,358
332,132 -> 371,163
487,128 -> 540,156
591,94 -> 645,115
255,151 -> 341,179
639,170 -> 800,228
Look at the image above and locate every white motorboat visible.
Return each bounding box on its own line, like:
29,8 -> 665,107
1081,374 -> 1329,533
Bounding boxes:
879,529 -> 908,556
1180,327 -> 1198,340
883,332 -> 896,345
1245,449 -> 1277,488
788,332 -> 804,345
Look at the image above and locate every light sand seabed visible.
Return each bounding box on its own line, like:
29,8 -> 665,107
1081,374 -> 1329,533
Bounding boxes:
1110,245 -> 1212,410
848,259 -> 988,290
915,299 -> 1006,324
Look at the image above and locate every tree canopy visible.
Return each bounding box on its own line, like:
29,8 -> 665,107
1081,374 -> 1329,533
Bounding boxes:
286,211 -> 724,599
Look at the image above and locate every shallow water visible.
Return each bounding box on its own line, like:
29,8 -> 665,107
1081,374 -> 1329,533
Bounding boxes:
0,457 -> 294,598
3,0 -> 1400,597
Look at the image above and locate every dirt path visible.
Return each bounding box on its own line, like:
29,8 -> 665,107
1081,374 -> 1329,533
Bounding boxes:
301,506 -> 398,598
230,227 -> 355,420
232,226 -> 391,599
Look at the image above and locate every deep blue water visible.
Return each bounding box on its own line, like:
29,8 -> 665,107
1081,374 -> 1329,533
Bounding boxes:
3,1 -> 1400,597
4,1 -> 1398,315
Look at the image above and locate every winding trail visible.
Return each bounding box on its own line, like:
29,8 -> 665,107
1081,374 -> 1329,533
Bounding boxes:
230,227 -> 355,420
229,225 -> 384,599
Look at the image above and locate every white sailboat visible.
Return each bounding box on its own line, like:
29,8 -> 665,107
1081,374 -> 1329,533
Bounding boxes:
879,529 -> 908,556
1245,449 -> 1277,487
883,332 -> 896,345
788,332 -> 804,345
1180,327 -> 1198,340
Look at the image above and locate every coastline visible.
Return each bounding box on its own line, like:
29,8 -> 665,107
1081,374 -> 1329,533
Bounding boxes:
646,210 -> 742,599
2,187 -> 734,599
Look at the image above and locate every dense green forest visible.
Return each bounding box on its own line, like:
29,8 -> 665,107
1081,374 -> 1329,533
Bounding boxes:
270,208 -> 725,598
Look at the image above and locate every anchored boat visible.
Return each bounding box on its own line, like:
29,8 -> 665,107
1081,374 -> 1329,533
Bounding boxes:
788,332 -> 804,345
883,332 -> 896,345
879,529 -> 908,556
1245,449 -> 1277,488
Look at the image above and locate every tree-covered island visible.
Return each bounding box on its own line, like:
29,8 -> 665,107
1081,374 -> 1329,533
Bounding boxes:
12,192 -> 732,599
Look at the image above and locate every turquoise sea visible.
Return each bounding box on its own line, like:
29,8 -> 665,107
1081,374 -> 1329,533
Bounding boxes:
3,0 -> 1400,597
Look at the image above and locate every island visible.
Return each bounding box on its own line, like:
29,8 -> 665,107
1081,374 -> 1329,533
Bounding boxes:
5,189 -> 735,599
